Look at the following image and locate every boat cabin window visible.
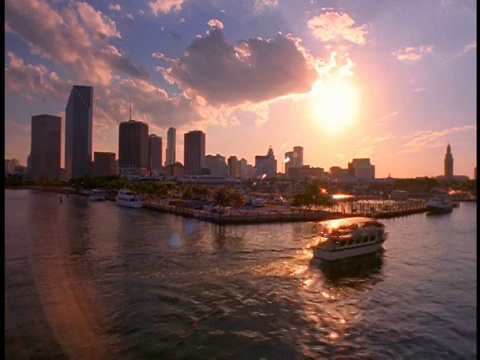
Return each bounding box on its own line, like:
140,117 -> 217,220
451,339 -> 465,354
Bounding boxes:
370,235 -> 376,242
362,236 -> 368,243
355,237 -> 362,244
348,238 -> 354,246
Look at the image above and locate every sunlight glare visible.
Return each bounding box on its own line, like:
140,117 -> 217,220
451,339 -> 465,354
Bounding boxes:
309,77 -> 360,134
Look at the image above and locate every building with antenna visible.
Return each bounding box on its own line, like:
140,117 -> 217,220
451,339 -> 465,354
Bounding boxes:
118,99 -> 149,176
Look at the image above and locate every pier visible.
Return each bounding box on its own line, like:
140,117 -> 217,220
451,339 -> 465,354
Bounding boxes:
141,198 -> 431,224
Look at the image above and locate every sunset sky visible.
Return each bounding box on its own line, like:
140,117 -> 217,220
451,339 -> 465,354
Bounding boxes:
5,0 -> 477,178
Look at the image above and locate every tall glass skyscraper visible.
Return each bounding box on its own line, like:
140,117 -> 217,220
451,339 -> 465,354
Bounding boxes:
166,127 -> 176,166
65,85 -> 93,180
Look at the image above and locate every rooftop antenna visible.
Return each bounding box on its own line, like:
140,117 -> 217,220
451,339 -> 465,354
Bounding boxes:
129,96 -> 132,120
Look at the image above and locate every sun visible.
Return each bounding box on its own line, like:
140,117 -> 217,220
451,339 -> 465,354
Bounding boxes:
308,77 -> 360,134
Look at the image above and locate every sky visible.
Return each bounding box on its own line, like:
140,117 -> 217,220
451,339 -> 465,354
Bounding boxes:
5,0 -> 477,178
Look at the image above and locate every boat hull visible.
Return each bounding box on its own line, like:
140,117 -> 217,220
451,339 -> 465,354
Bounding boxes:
426,205 -> 452,214
313,242 -> 385,261
116,199 -> 143,208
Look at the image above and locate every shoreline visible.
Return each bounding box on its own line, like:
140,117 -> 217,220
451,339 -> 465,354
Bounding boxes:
6,186 -> 475,224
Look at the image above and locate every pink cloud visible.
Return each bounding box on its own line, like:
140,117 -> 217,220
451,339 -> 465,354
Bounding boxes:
108,4 -> 121,12
5,0 -> 148,86
393,45 -> 434,62
5,51 -> 71,100
149,0 -> 185,16
207,19 -> 224,29
307,12 -> 368,45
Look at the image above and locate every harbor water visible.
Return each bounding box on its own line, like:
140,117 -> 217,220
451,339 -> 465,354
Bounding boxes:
5,189 -> 477,359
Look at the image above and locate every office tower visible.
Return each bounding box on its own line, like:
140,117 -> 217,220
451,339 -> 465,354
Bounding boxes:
30,114 -> 61,182
444,143 -> 453,179
348,158 -> 375,179
27,154 -> 31,174
293,146 -> 304,167
65,85 -> 93,179
93,152 -> 116,177
166,127 -> 176,166
255,146 -> 277,178
184,130 -> 206,175
149,134 -> 163,174
205,154 -> 227,176
5,160 -> 13,176
239,158 -> 248,178
118,120 -> 149,176
228,156 -> 239,177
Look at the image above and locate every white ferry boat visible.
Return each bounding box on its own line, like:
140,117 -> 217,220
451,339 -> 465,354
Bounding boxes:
426,196 -> 453,215
116,188 -> 143,208
89,189 -> 107,201
312,217 -> 388,261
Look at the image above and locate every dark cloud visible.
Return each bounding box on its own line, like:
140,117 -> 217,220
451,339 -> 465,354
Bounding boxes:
163,29 -> 318,106
170,31 -> 183,41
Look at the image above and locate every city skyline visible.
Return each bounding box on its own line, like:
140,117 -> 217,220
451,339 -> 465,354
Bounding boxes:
5,0 -> 476,178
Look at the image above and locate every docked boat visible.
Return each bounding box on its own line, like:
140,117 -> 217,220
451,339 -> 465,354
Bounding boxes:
426,196 -> 453,214
116,188 -> 143,208
89,189 -> 107,201
312,217 -> 388,261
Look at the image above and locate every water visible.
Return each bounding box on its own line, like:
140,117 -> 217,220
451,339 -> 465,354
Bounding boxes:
5,189 -> 476,359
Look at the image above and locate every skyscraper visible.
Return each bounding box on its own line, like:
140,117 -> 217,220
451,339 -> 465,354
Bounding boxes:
184,130 -> 206,175
228,156 -> 239,177
255,146 -> 277,178
30,114 -> 61,182
166,127 -> 176,166
65,85 -> 93,179
149,134 -> 163,174
93,152 -> 116,177
444,143 -> 453,179
118,120 -> 149,176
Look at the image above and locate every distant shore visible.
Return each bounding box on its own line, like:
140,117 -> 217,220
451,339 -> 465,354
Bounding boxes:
6,186 -> 476,224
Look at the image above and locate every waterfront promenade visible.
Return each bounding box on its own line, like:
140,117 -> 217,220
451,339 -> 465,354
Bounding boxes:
141,198 -> 431,224
7,186 -> 472,224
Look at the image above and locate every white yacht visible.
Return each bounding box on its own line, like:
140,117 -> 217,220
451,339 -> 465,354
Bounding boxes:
116,188 -> 143,208
426,196 -> 453,215
312,217 -> 388,261
89,189 -> 107,201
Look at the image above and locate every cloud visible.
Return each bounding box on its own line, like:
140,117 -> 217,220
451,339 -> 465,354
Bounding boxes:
170,31 -> 182,41
307,12 -> 368,45
108,4 -> 121,12
401,125 -> 476,153
207,19 -> 224,29
393,45 -> 434,62
5,0 -> 149,86
158,29 -> 318,106
253,0 -> 279,14
5,51 -> 71,100
413,87 -> 426,92
149,0 -> 186,16
378,111 -> 399,125
443,41 -> 476,65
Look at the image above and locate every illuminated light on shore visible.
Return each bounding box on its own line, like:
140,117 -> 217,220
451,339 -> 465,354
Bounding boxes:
331,193 -> 354,200
284,156 -> 290,163
328,332 -> 339,339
